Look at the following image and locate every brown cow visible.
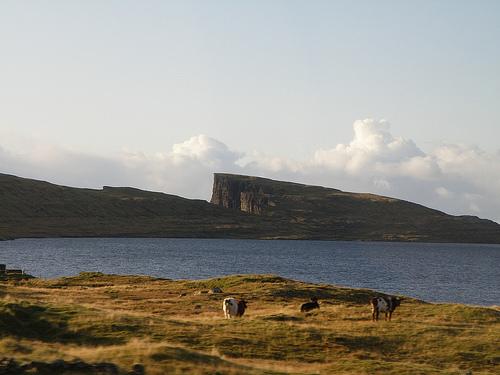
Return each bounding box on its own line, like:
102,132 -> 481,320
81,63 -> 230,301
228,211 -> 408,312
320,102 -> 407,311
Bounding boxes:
300,297 -> 320,313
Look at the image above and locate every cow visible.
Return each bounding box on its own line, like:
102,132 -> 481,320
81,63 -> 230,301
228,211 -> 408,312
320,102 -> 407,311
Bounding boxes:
223,298 -> 247,319
371,296 -> 401,321
300,297 -> 320,313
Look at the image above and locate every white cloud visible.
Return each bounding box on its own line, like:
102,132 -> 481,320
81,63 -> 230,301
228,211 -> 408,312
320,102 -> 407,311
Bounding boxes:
395,155 -> 441,180
238,119 -> 500,221
0,133 -> 242,199
1,119 -> 500,223
311,119 -> 425,176
170,135 -> 242,168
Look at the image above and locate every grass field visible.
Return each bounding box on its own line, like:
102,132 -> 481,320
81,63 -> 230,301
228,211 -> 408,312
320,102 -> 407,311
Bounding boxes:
0,273 -> 499,374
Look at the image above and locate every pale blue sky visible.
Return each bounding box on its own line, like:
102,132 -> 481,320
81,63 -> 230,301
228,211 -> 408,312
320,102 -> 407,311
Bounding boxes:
1,0 -> 499,156
1,1 -> 500,221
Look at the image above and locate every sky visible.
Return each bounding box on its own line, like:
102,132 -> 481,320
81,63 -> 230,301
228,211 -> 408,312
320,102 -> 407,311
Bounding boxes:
1,1 -> 500,222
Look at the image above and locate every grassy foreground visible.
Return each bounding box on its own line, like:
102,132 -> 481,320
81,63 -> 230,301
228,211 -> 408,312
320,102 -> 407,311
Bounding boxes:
0,273 -> 499,374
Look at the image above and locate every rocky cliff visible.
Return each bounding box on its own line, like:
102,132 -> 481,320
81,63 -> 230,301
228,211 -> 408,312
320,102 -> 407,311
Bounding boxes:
210,174 -> 269,214
210,173 -> 500,243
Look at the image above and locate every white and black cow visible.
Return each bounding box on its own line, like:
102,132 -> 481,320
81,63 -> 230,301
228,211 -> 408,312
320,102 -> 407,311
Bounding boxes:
371,296 -> 401,321
223,298 -> 247,319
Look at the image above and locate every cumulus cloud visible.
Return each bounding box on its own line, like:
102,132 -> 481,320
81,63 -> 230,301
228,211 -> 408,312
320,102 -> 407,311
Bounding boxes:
1,120 -> 500,222
312,119 -> 423,174
117,135 -> 243,198
0,134 -> 242,199
170,135 -> 242,168
230,119 -> 500,221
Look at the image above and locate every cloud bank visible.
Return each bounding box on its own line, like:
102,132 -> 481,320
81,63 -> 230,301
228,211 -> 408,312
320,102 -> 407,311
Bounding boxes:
1,120 -> 499,223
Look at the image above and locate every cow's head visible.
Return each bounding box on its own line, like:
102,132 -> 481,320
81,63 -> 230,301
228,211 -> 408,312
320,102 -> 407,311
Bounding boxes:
393,297 -> 401,308
310,296 -> 318,302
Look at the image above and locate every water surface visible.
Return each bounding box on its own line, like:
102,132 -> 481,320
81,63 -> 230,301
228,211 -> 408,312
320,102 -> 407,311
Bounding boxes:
1,238 -> 499,306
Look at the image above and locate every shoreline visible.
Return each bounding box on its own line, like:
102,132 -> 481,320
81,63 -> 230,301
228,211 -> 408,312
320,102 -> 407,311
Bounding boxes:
4,235 -> 500,246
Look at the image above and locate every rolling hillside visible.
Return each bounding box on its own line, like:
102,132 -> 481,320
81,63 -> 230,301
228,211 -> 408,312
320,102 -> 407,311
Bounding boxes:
0,273 -> 498,374
1,172 -> 500,243
210,173 -> 500,243
0,173 -> 271,240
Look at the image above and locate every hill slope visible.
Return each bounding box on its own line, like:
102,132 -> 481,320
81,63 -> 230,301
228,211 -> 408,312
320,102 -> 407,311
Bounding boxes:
1,172 -> 500,242
210,173 -> 500,243
1,273 -> 499,374
0,173 -> 272,240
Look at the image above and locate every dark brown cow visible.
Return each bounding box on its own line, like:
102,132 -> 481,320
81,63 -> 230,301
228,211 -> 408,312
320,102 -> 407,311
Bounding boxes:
237,300 -> 247,317
300,297 -> 320,313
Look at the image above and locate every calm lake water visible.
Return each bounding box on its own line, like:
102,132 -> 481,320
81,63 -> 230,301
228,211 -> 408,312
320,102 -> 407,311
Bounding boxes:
1,238 -> 499,306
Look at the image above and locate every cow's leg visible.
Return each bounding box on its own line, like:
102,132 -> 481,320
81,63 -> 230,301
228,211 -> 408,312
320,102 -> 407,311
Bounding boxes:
372,310 -> 376,321
388,311 -> 392,321
375,310 -> 379,321
385,312 -> 388,321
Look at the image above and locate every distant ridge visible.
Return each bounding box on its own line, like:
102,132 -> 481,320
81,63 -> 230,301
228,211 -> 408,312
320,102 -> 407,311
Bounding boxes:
0,173 -> 270,240
1,172 -> 500,243
210,173 -> 500,243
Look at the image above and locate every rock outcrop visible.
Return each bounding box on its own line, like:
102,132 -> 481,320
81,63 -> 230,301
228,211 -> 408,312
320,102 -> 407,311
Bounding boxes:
210,173 -> 269,214
209,173 -> 500,243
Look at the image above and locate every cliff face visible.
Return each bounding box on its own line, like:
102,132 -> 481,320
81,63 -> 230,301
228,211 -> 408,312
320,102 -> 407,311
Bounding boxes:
210,173 -> 500,243
210,174 -> 269,214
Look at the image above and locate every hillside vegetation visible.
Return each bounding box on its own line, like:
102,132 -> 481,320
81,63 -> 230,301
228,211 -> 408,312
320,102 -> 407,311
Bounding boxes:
1,172 -> 500,242
0,173 -> 273,240
1,273 -> 499,374
211,173 -> 500,242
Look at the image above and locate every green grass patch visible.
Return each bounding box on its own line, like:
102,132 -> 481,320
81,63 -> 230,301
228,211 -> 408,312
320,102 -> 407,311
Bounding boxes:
0,273 -> 498,374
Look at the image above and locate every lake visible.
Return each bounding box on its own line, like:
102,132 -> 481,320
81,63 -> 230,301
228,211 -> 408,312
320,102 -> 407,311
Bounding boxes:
1,238 -> 499,306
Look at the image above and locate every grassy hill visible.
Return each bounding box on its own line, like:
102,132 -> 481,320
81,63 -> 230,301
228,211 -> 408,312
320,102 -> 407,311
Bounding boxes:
0,173 -> 275,240
1,172 -> 500,242
211,173 -> 500,242
0,273 -> 498,374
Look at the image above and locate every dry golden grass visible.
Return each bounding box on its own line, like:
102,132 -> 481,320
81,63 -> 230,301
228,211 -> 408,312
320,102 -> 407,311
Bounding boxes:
1,272 -> 499,374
